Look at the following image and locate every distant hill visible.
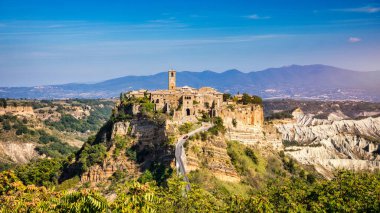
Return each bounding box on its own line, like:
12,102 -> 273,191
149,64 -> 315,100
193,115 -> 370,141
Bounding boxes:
1,64 -> 380,101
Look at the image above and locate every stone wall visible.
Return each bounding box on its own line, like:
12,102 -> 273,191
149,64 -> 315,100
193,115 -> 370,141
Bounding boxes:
220,104 -> 264,129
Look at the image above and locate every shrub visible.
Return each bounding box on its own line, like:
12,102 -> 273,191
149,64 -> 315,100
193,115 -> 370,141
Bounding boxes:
2,121 -> 11,131
138,170 -> 154,184
223,93 -> 232,101
35,142 -> 77,158
125,147 -> 137,161
78,144 -> 107,172
15,125 -> 29,135
245,148 -> 258,164
15,158 -> 63,187
239,93 -> 263,105
232,119 -> 237,127
178,122 -> 194,134
110,170 -> 127,183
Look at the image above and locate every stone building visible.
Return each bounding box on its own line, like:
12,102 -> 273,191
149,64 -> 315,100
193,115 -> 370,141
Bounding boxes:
125,69 -> 264,127
127,69 -> 223,122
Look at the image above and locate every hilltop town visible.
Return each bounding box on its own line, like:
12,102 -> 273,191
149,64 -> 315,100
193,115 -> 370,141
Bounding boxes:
1,69 -> 380,211
121,69 -> 263,127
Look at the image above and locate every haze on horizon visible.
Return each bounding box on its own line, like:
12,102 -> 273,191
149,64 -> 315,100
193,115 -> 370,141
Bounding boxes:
0,0 -> 380,87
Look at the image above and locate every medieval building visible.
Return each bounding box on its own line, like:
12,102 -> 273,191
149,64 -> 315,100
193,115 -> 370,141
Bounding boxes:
126,69 -> 222,122
126,69 -> 263,126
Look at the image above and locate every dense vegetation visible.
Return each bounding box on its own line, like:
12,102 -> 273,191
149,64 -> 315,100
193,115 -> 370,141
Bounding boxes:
45,101 -> 114,133
239,93 -> 263,105
0,114 -> 77,161
2,98 -> 380,212
1,167 -> 379,212
266,110 -> 294,120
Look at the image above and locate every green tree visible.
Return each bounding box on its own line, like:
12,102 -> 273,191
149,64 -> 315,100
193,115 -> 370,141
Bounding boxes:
112,181 -> 157,213
223,93 -> 232,102
0,98 -> 7,108
56,190 -> 109,213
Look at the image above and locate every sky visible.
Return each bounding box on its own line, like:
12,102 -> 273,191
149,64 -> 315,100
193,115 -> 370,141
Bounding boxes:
0,0 -> 380,87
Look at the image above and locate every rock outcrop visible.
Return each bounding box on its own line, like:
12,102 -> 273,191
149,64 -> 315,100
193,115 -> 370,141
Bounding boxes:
81,118 -> 174,183
186,135 -> 240,182
81,152 -> 139,183
220,104 -> 264,129
0,141 -> 39,164
0,106 -> 34,116
276,109 -> 380,177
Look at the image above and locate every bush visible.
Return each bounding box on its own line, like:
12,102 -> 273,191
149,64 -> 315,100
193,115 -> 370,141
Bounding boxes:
232,119 -> 237,127
126,147 -> 137,161
138,170 -> 154,184
282,140 -> 299,147
239,93 -> 263,105
0,98 -> 7,108
245,148 -> 258,164
178,122 -> 194,134
15,158 -> 63,187
15,125 -> 29,135
39,134 -> 61,144
208,117 -> 225,135
2,121 -> 11,131
267,111 -> 293,120
110,170 -> 127,183
223,93 -> 232,101
35,142 -> 77,158
78,143 -> 107,172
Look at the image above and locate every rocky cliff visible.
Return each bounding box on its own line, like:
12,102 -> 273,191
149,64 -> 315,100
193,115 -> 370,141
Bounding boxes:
276,110 -> 380,177
220,104 -> 264,129
80,117 -> 175,183
0,106 -> 34,116
0,141 -> 39,164
185,135 -> 240,182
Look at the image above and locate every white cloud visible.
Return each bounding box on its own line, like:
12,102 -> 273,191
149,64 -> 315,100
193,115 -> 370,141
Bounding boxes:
348,37 -> 361,43
246,14 -> 271,20
333,6 -> 380,13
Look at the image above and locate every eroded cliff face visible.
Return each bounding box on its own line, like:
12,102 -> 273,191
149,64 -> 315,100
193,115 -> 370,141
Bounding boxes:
185,135 -> 240,182
80,144 -> 139,183
220,104 -> 264,129
0,141 -> 39,164
276,110 -> 380,177
220,104 -> 283,150
81,118 -> 174,183
0,106 -> 34,116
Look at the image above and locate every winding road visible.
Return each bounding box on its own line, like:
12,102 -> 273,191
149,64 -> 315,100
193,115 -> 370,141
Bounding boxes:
175,122 -> 213,191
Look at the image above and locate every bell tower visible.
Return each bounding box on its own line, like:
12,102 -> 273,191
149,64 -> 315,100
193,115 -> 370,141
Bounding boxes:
168,69 -> 176,90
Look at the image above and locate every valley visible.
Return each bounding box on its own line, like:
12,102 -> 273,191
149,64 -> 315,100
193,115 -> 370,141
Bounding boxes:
0,70 -> 379,212
0,99 -> 115,169
1,83 -> 379,211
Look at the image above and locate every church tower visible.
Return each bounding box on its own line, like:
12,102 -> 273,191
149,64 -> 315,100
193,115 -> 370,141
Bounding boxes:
168,69 -> 176,90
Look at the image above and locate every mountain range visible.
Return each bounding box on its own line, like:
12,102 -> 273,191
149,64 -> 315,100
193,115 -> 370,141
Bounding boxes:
1,64 -> 379,101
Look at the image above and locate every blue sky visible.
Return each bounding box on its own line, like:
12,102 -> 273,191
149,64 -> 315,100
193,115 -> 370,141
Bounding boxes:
1,0 -> 380,86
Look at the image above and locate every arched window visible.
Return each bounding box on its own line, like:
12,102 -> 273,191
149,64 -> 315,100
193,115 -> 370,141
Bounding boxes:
186,108 -> 191,116
156,99 -> 159,103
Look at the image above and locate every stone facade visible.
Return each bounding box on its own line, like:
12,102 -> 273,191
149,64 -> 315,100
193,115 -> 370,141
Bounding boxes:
126,69 -> 223,122
220,104 -> 264,129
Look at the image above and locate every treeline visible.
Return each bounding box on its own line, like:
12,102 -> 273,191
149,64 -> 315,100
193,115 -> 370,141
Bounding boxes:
223,93 -> 263,105
1,169 -> 379,212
